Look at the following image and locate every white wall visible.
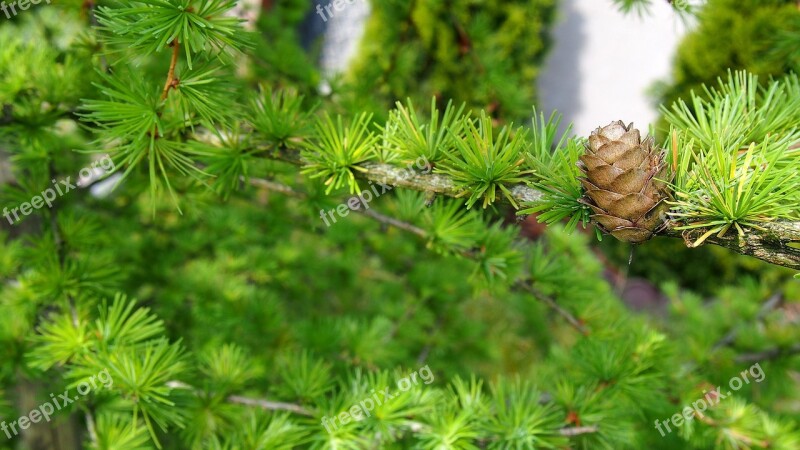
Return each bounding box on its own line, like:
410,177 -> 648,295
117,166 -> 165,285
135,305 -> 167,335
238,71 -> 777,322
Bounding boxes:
319,0 -> 371,76
538,0 -> 690,137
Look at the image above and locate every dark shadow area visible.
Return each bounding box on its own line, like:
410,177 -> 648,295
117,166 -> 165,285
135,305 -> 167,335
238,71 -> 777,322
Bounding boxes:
537,0 -> 586,137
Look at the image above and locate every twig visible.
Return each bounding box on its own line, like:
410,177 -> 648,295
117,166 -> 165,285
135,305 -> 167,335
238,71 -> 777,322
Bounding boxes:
665,224 -> 800,271
179,376 -> 597,439
735,343 -> 800,364
560,425 -> 599,436
247,176 -> 427,237
248,177 -> 304,198
518,282 -> 589,335
227,395 -> 313,416
358,207 -> 427,238
221,140 -> 800,270
160,39 -> 180,101
228,394 -> 596,438
712,292 -> 782,352
166,380 -> 315,417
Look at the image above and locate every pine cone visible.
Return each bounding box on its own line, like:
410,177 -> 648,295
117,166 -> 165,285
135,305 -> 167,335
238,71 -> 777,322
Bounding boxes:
578,121 -> 671,243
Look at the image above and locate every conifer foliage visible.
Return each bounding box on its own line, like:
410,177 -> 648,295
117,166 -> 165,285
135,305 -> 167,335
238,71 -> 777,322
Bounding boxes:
0,1 -> 799,450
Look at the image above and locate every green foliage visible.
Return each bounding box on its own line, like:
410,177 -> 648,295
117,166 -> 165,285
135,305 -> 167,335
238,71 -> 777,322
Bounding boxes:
95,0 -> 251,68
81,71 -> 163,143
472,223 -> 524,284
247,0 -> 320,92
520,111 -> 591,234
670,138 -> 797,244
659,0 -> 800,112
383,98 -> 467,167
422,197 -> 484,255
82,0 -> 252,208
599,234 -> 791,297
663,71 -> 800,151
300,113 -> 378,194
274,351 -> 332,402
189,125 -> 257,198
91,413 -> 154,450
611,0 -> 699,16
0,12 -> 91,110
485,379 -> 567,448
636,0 -> 800,306
345,0 -> 557,122
248,87 -> 315,147
27,295 -> 186,447
173,63 -> 239,128
525,72 -> 800,243
438,113 -> 532,209
611,0 -> 655,15
198,344 -> 261,392
664,72 -> 800,244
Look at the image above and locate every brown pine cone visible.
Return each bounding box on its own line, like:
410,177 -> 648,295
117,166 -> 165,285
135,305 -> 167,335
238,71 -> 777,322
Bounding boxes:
578,121 -> 672,243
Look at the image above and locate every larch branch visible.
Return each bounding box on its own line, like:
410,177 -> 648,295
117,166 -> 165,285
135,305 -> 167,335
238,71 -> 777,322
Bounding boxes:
250,144 -> 800,270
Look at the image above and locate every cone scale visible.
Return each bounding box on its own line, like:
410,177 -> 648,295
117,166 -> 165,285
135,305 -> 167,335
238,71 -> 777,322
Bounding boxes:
578,121 -> 672,244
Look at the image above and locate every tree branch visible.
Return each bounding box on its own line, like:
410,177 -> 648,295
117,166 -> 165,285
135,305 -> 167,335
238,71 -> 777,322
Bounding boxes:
357,206 -> 428,238
160,39 -> 180,101
735,343 -> 800,364
663,223 -> 800,271
227,395 -> 314,416
517,283 -> 589,335
560,425 -> 599,436
227,393 -> 597,438
176,380 -> 598,439
712,292 -> 783,352
253,145 -> 800,270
